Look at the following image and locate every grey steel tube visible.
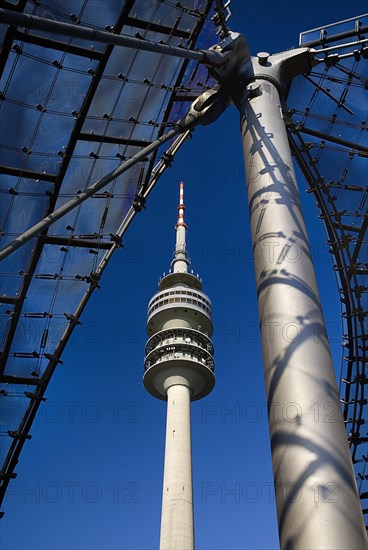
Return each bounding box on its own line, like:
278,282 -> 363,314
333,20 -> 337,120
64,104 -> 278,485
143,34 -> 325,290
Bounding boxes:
237,80 -> 367,548
0,126 -> 181,261
0,84 -> 226,261
0,9 -> 224,66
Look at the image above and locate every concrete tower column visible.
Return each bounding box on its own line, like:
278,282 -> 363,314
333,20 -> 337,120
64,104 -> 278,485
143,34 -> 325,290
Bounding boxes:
144,182 -> 215,550
234,53 -> 367,548
160,381 -> 194,550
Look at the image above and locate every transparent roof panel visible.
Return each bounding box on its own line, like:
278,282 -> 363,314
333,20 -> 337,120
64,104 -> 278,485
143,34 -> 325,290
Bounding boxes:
0,0 -> 219,505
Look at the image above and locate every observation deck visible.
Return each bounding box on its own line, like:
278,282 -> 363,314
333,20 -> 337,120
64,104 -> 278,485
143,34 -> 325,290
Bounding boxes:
143,182 -> 215,401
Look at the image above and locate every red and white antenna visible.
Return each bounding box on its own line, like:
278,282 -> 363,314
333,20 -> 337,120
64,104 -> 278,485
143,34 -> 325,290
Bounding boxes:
176,181 -> 187,228
173,181 -> 189,273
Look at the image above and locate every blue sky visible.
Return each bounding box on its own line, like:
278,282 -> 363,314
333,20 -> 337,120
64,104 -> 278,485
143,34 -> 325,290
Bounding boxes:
1,1 -> 366,549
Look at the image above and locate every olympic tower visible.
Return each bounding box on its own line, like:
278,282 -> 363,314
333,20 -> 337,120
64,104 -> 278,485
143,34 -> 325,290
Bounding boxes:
143,182 -> 215,549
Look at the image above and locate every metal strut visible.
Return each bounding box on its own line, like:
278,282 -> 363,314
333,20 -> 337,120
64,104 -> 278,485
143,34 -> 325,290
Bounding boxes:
0,8 -> 228,67
0,87 -> 229,261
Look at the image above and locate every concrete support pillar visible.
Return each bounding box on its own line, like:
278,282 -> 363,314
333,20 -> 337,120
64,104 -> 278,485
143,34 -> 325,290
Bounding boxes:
237,79 -> 366,548
160,383 -> 194,550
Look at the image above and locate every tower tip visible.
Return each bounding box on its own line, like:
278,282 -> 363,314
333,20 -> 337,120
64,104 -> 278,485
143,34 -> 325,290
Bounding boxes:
173,181 -> 188,273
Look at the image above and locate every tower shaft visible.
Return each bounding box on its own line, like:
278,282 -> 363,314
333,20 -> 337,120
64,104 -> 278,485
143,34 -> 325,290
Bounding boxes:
160,382 -> 194,550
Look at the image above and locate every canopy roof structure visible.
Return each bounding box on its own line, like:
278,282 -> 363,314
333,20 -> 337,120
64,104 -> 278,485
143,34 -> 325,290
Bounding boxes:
0,0 -> 220,507
0,0 -> 366,531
